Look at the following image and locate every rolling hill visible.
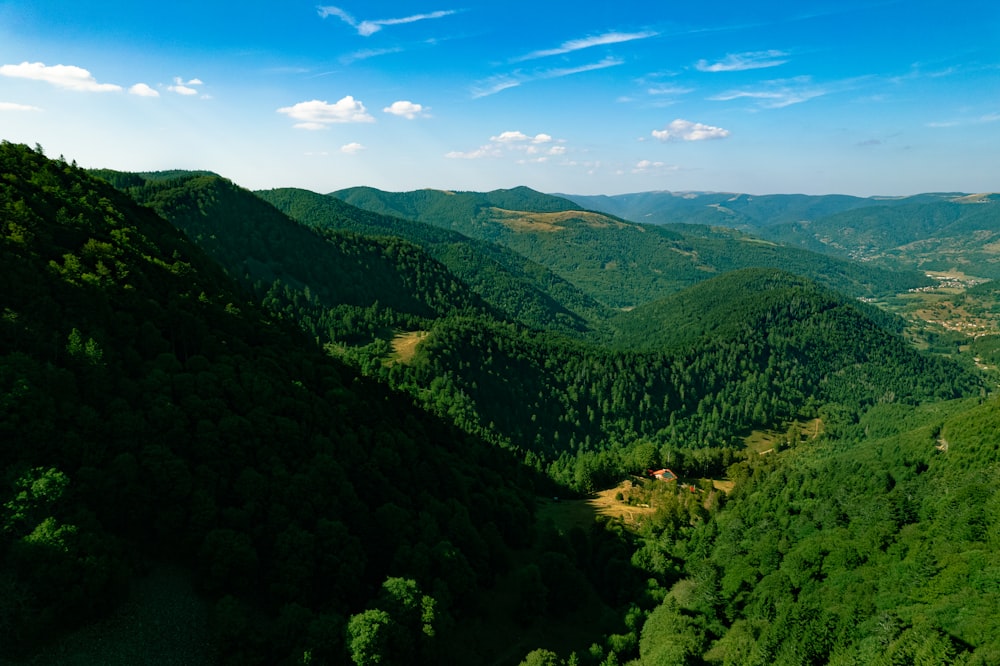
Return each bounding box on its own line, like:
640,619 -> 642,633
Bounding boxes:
565,189 -> 1000,279
256,186 -> 611,334
332,186 -> 932,307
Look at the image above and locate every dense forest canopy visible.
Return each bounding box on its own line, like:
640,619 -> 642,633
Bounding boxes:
3,142 -> 999,665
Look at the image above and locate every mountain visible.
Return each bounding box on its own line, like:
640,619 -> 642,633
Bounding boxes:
390,269 -> 980,485
256,186 -> 611,335
332,186 -> 933,307
761,198 -> 1000,275
564,189 -> 1000,279
1,143 -> 625,664
559,189 -> 969,229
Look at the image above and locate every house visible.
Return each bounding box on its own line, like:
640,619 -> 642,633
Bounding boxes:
648,468 -> 677,482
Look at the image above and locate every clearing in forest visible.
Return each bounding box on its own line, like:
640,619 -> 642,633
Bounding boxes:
537,481 -> 658,533
744,418 -> 823,455
389,330 -> 429,364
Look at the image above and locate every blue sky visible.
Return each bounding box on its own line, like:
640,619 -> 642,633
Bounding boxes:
1,1 -> 998,195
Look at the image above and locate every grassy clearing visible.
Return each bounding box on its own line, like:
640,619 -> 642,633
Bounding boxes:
744,418 -> 823,455
389,330 -> 429,364
536,480 -> 659,533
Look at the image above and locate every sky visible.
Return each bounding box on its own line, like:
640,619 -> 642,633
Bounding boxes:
1,1 -> 998,196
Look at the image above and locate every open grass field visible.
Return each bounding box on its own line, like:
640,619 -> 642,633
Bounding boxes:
743,418 -> 823,455
389,330 -> 429,364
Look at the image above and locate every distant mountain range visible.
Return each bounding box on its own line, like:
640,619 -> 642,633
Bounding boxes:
562,190 -> 1000,277
329,186 -> 931,307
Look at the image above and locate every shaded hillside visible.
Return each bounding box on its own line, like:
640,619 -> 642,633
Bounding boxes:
101,173 -> 493,345
332,187 -> 931,306
0,143 -> 615,664
257,187 -> 610,334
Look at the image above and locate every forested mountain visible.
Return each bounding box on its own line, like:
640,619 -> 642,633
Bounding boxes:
760,198 -> 1000,276
98,172 -> 502,348
256,187 -> 610,334
383,269 -> 979,490
560,189 -> 968,229
0,143 -> 628,664
6,142 -> 999,666
565,189 -> 1000,279
331,186 -> 932,306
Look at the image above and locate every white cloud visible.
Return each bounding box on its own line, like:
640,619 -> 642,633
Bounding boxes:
696,50 -> 789,72
341,142 -> 366,154
128,83 -> 159,97
0,61 -> 121,92
0,101 -> 42,111
648,85 -> 694,96
341,47 -> 404,65
318,5 -> 457,36
471,76 -> 521,98
652,119 -> 730,141
512,30 -> 658,63
167,76 -> 206,96
445,145 -> 502,159
383,100 -> 427,119
632,159 -> 679,174
472,56 -> 624,98
490,131 -> 553,144
447,131 -> 566,160
277,97 -> 376,129
710,76 -> 828,108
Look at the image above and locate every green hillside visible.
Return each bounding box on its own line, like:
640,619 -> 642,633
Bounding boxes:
561,189 -> 964,229
256,186 -> 610,334
102,173 -> 497,347
386,270 -> 979,487
567,189 -> 1000,280
7,143 -> 1000,666
332,186 -> 932,306
0,143 -> 632,664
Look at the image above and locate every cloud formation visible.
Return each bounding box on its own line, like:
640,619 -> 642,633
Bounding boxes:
472,56 -> 624,98
512,30 -> 658,63
383,100 -> 428,119
710,76 -> 827,108
446,130 -> 565,160
168,76 -> 205,96
129,83 -> 159,97
277,97 -> 375,129
0,101 -> 42,111
0,61 -> 121,92
341,142 -> 366,154
318,6 -> 457,36
695,50 -> 789,72
632,159 -> 679,174
652,119 -> 730,141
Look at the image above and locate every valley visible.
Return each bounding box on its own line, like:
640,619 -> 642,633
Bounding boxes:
3,142 -> 1000,666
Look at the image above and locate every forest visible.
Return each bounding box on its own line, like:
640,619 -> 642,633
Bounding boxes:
3,141 -> 999,665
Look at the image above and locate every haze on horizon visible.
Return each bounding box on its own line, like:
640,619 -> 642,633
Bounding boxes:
1,0 -> 998,197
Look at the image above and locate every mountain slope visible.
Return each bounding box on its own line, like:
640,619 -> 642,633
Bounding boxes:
390,270 -> 980,487
0,143 -> 569,664
560,189 -> 965,229
102,173 -> 498,346
256,186 -> 610,334
332,186 -> 932,306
